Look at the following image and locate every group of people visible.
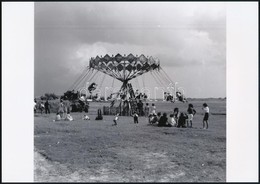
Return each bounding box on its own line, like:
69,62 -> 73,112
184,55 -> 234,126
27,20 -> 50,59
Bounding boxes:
163,91 -> 188,103
111,102 -> 209,129
54,99 -> 74,121
135,102 -> 157,117
147,103 -> 209,129
112,102 -> 209,129
34,99 -> 50,114
35,96 -> 209,129
134,90 -> 148,101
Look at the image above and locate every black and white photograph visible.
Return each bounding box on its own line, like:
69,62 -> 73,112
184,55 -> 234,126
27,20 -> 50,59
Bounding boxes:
2,2 -> 259,182
34,2 -> 226,182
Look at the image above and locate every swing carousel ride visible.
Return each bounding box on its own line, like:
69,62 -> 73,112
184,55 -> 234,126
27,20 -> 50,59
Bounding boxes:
62,53 -> 186,115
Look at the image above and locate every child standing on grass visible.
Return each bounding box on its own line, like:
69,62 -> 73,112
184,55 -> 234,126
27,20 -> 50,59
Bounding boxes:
187,104 -> 196,128
152,103 -> 156,114
133,112 -> 139,124
144,103 -> 150,117
58,99 -> 65,118
202,103 -> 209,129
113,113 -> 119,126
173,108 -> 180,124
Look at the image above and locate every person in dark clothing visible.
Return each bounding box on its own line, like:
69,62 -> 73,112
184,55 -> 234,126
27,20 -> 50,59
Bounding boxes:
177,113 -> 188,128
44,100 -> 50,114
137,100 -> 143,116
133,112 -> 139,124
158,113 -> 168,127
95,108 -> 103,120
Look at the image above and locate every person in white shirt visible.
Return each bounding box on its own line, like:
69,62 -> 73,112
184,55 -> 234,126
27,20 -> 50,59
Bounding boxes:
113,113 -> 119,126
168,114 -> 177,127
83,114 -> 90,120
151,103 -> 156,114
65,113 -> 73,121
34,100 -> 37,113
54,113 -> 61,122
202,103 -> 210,129
40,102 -> 45,114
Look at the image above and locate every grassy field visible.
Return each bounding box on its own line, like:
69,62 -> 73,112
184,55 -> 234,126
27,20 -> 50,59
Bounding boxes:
34,99 -> 226,182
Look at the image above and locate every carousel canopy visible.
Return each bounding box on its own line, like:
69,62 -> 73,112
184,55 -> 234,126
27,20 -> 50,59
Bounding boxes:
89,53 -> 160,82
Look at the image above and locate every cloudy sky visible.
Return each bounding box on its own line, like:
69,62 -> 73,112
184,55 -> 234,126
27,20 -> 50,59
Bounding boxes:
35,2 -> 226,98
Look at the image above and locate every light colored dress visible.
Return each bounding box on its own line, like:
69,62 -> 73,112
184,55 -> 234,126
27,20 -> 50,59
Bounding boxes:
152,106 -> 156,114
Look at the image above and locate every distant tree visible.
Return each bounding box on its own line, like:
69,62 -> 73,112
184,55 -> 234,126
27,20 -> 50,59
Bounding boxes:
40,96 -> 47,100
44,93 -> 59,100
50,93 -> 59,100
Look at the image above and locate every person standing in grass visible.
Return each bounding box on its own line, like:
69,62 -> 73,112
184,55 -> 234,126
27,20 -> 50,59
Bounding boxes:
34,99 -> 37,113
132,112 -> 139,124
40,101 -> 45,114
187,104 -> 196,128
113,113 -> 120,126
173,108 -> 180,124
202,103 -> 210,129
151,103 -> 156,114
58,99 -> 65,118
44,100 -> 50,114
144,103 -> 150,117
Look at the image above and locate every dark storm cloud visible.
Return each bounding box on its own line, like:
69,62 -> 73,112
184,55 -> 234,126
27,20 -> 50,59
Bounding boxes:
35,2 -> 226,97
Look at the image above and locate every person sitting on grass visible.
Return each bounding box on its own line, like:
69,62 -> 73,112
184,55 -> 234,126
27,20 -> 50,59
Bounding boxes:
177,113 -> 188,128
53,112 -> 61,122
158,113 -> 169,127
169,114 -> 177,127
83,114 -> 90,120
202,103 -> 210,129
152,112 -> 161,125
65,113 -> 73,121
132,112 -> 139,124
148,113 -> 154,124
113,113 -> 120,126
